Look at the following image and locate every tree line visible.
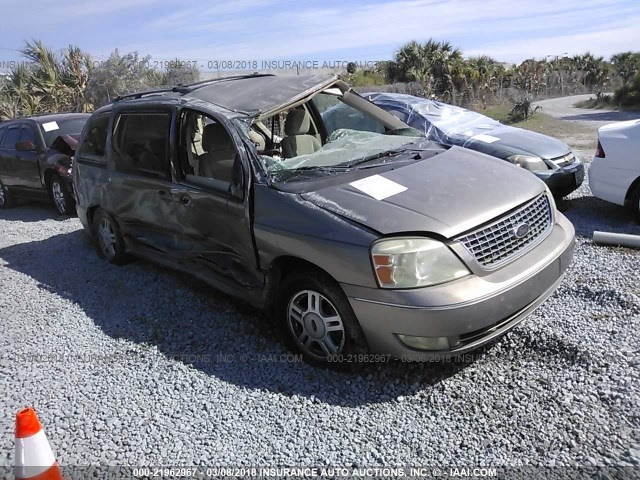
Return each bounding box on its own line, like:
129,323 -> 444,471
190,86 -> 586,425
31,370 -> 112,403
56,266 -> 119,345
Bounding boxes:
350,40 -> 640,108
0,41 -> 199,120
1,39 -> 639,120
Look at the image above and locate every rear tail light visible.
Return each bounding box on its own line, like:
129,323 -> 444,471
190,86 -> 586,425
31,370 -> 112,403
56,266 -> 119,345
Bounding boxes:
595,140 -> 605,158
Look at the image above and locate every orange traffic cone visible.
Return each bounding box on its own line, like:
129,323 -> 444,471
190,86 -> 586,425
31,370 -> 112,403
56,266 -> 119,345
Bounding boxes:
14,408 -> 62,480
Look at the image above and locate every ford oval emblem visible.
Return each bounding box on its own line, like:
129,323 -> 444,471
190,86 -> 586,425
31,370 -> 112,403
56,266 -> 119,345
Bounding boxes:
513,223 -> 531,239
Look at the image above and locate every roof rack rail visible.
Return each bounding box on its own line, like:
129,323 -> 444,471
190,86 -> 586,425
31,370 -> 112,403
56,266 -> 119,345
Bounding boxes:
113,73 -> 276,102
114,88 -> 178,102
173,73 -> 275,93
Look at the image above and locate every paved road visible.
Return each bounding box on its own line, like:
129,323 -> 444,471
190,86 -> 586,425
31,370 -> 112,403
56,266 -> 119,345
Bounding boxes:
535,94 -> 640,128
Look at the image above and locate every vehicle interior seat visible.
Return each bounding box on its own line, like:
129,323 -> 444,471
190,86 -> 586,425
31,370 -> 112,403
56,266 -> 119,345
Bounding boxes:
248,130 -> 266,154
198,123 -> 236,182
184,114 -> 205,175
280,109 -> 321,158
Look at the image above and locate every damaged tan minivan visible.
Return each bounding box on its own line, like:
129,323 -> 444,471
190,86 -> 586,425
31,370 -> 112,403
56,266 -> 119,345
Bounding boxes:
74,74 -> 575,366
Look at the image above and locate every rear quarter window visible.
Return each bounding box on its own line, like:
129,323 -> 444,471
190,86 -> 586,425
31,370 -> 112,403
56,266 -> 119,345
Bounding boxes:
112,111 -> 172,178
78,114 -> 110,159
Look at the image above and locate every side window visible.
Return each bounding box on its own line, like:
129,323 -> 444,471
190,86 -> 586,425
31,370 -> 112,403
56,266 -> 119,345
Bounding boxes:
19,126 -> 36,145
79,114 -> 109,158
2,127 -> 21,149
180,110 -> 242,194
313,93 -> 385,137
112,112 -> 171,178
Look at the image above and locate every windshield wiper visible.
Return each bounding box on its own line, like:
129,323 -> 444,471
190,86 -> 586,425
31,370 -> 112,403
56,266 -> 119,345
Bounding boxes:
339,148 -> 420,169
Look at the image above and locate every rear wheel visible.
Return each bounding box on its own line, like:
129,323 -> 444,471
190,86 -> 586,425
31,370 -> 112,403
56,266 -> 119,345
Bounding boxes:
631,183 -> 640,223
93,208 -> 129,265
277,270 -> 368,368
49,174 -> 75,215
0,179 -> 12,209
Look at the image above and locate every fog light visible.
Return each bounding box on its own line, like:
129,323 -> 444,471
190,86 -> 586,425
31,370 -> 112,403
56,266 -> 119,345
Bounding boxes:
397,334 -> 450,351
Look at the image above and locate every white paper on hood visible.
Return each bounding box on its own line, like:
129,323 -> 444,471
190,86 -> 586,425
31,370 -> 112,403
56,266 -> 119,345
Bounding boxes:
349,175 -> 407,201
471,133 -> 499,144
42,121 -> 59,132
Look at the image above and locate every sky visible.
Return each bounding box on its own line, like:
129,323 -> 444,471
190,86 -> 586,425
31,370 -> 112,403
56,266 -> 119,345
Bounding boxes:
0,0 -> 638,72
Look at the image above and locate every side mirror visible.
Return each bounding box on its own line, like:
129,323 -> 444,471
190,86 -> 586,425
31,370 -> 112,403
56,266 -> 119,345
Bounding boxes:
15,140 -> 35,151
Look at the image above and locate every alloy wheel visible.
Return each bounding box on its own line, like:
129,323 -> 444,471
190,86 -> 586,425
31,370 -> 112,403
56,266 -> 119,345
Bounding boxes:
287,289 -> 345,360
52,180 -> 66,213
98,217 -> 117,259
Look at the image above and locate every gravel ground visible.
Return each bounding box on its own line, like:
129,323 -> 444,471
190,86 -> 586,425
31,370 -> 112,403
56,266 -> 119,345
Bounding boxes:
0,150 -> 639,471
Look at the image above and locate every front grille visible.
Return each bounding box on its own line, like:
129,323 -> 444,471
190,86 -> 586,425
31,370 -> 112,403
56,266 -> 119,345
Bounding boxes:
550,152 -> 576,168
455,194 -> 553,269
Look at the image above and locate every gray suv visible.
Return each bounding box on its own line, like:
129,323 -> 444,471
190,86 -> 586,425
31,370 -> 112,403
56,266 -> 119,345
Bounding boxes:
73,74 -> 575,366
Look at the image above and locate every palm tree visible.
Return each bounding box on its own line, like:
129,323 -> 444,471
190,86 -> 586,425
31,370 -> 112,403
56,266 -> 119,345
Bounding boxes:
0,81 -> 19,120
511,59 -> 546,96
393,40 -> 423,83
573,52 -> 610,92
61,45 -> 94,112
21,40 -> 70,112
6,64 -> 33,108
611,52 -> 640,85
392,39 -> 464,101
427,40 -> 463,101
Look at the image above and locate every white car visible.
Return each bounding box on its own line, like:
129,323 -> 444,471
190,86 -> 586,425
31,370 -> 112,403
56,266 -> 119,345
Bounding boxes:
589,119 -> 640,222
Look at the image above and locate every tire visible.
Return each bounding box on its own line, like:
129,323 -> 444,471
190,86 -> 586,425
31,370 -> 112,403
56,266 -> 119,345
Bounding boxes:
49,174 -> 75,216
277,269 -> 368,368
0,179 -> 13,209
631,183 -> 640,224
92,208 -> 129,265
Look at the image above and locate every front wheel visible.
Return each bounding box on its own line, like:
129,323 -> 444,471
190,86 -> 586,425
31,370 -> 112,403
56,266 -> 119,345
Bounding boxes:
277,270 -> 368,367
0,179 -> 13,209
92,208 -> 129,265
49,174 -> 75,215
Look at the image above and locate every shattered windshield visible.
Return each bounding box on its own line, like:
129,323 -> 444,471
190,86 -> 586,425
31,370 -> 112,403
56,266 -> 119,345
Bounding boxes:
265,129 -> 429,182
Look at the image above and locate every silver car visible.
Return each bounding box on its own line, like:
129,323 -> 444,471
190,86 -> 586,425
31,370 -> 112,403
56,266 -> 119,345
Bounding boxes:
73,74 -> 575,366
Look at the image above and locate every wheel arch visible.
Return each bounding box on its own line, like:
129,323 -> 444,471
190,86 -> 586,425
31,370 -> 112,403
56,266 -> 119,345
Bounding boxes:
86,204 -> 109,231
624,175 -> 640,206
263,255 -> 340,318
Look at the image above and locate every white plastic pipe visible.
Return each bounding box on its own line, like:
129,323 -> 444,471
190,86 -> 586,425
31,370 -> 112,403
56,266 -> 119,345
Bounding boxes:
593,231 -> 640,249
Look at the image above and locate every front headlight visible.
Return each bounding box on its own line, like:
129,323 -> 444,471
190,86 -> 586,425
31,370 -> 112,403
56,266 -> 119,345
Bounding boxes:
371,237 -> 470,289
508,154 -> 549,172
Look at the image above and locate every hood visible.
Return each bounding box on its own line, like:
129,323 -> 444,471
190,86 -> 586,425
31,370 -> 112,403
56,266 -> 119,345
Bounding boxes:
301,146 -> 546,239
49,134 -> 80,156
457,124 -> 571,160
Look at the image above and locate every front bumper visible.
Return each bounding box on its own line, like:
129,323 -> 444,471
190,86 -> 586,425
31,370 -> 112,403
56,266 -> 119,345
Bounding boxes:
537,160 -> 585,197
342,213 -> 575,360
